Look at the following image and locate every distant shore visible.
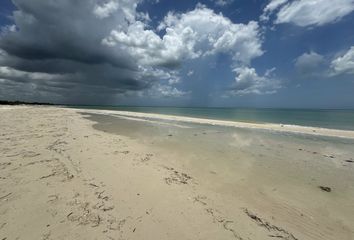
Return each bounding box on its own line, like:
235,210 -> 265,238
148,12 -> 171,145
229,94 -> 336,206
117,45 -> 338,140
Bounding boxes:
0,100 -> 55,106
75,108 -> 354,139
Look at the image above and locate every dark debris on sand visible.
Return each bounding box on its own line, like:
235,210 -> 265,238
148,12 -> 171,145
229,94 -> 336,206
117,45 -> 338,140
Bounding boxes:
318,186 -> 332,192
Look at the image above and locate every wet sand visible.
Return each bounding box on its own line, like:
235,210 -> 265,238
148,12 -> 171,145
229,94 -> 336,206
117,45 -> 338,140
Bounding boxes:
1,106 -> 354,240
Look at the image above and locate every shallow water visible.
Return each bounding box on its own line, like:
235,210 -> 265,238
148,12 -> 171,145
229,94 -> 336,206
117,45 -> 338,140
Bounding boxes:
72,105 -> 354,130
83,112 -> 354,239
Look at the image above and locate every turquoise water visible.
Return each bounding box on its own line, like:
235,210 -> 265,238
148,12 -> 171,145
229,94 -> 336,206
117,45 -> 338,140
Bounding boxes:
69,106 -> 354,131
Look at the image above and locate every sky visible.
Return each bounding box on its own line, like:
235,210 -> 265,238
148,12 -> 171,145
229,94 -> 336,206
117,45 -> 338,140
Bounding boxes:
0,0 -> 353,108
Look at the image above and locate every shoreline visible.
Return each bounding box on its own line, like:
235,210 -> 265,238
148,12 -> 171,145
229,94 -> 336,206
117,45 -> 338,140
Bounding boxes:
73,108 -> 354,139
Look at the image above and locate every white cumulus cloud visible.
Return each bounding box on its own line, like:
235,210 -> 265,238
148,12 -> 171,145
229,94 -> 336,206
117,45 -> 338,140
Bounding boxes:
331,46 -> 354,75
93,0 -> 138,21
104,5 -> 263,67
102,5 -> 271,95
230,67 -> 281,95
93,1 -> 120,19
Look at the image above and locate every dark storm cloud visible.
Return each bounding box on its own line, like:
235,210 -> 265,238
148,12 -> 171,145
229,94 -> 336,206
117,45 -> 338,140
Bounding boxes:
0,0 -> 131,67
0,0 -> 148,103
0,0 -> 272,104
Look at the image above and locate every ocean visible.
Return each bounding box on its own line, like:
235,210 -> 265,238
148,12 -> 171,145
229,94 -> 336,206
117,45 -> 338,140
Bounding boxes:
69,106 -> 354,131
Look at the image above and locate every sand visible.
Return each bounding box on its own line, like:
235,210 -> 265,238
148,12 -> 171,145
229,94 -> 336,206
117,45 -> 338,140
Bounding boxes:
1,106 -> 354,240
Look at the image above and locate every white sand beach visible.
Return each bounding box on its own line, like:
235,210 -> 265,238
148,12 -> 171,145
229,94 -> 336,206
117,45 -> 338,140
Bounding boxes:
1,106 -> 354,240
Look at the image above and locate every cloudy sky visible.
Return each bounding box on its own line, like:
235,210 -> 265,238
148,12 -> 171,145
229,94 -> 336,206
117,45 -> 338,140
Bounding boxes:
0,0 -> 354,108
